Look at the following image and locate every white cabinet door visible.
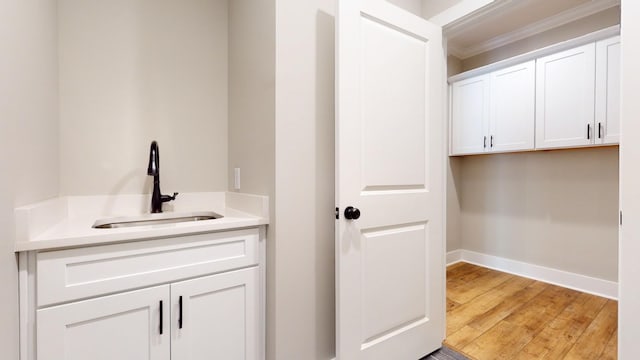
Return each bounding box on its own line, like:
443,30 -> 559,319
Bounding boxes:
536,43 -> 596,149
596,36 -> 621,145
489,60 -> 535,152
37,285 -> 170,360
451,74 -> 491,155
171,267 -> 259,360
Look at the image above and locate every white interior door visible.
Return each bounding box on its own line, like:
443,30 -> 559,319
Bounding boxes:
336,0 -> 445,359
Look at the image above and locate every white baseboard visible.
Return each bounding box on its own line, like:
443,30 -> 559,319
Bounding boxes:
446,249 -> 463,266
446,249 -> 618,300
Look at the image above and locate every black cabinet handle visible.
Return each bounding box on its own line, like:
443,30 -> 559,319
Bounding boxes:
587,124 -> 591,140
483,136 -> 487,148
599,123 -> 603,139
490,135 -> 494,148
179,296 -> 183,329
159,300 -> 163,335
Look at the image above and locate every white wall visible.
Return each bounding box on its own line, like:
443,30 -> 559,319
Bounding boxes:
459,148 -> 619,281
619,0 -> 640,357
0,1 -> 59,359
227,0 -> 276,358
58,0 -> 229,196
387,0 -> 422,16
422,0 -> 464,18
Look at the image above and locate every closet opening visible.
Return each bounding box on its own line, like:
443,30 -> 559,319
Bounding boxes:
443,1 -> 620,359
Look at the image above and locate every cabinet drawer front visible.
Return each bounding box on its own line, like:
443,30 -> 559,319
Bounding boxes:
37,228 -> 259,307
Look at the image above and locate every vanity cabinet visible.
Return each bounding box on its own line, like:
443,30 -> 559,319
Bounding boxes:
171,268 -> 259,360
22,227 -> 265,360
37,285 -> 170,360
450,61 -> 535,155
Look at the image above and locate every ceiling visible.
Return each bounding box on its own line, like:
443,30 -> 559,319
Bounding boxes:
445,0 -> 620,59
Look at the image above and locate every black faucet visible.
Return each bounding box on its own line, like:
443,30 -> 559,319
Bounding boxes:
147,141 -> 178,213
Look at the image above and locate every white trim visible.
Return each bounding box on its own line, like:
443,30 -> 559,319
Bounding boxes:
446,249 -> 463,266
449,0 -> 620,59
448,25 -> 620,83
447,249 -> 618,300
429,0 -> 497,28
19,252 -> 36,360
443,0 -> 517,38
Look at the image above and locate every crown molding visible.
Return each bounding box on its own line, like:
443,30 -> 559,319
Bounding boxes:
428,0 -> 497,27
443,0 -> 516,38
448,25 -> 620,83
446,0 -> 620,60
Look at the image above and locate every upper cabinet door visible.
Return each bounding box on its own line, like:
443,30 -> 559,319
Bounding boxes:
451,74 -> 491,155
596,36 -> 621,145
37,285 -> 170,360
489,60 -> 536,153
536,43 -> 596,149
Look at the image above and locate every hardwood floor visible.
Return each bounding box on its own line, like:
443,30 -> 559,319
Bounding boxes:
445,262 -> 618,360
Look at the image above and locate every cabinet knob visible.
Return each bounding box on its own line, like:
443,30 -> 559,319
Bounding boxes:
344,206 -> 361,220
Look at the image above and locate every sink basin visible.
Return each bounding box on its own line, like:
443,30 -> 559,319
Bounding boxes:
92,211 -> 223,229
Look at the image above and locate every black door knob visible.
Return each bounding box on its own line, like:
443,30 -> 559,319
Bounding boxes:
344,206 -> 361,220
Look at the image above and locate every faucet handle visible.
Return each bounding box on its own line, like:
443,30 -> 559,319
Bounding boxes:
161,192 -> 179,203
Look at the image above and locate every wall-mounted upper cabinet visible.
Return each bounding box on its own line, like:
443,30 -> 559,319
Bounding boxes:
535,43 -> 596,150
450,61 -> 535,156
450,74 -> 490,155
489,61 -> 536,153
595,36 -> 621,145
449,29 -> 620,156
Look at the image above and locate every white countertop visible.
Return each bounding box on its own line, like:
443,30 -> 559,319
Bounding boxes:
14,192 -> 269,252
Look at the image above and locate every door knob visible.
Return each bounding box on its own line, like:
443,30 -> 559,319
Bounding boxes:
344,206 -> 361,220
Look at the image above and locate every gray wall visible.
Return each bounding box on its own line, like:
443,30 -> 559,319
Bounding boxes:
459,148 -> 619,281
227,0 -> 276,358
0,1 -> 60,358
273,0 -> 336,357
58,0 -> 230,196
446,55 -> 463,252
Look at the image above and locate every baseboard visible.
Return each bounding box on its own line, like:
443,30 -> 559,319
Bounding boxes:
446,249 -> 618,300
446,249 -> 463,266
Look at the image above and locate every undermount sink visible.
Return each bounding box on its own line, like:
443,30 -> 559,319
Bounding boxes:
92,211 -> 223,229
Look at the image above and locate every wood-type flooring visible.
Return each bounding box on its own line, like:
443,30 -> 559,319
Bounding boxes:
445,262 -> 617,360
